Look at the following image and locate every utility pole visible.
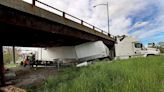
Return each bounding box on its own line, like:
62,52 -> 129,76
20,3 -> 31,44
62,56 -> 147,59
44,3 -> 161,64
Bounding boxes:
107,2 -> 110,36
93,2 -> 110,36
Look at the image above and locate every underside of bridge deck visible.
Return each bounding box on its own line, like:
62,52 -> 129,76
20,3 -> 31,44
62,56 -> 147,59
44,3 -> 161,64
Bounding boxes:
0,23 -> 89,47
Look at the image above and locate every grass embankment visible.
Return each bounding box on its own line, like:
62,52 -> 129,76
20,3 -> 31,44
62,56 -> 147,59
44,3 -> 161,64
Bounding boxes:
28,56 -> 164,92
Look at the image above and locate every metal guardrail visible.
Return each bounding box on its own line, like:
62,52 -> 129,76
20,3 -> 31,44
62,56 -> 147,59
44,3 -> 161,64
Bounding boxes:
32,0 -> 115,38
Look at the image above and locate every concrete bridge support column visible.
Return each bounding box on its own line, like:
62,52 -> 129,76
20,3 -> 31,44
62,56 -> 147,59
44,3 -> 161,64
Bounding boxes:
12,46 -> 16,64
0,45 -> 5,86
108,45 -> 116,59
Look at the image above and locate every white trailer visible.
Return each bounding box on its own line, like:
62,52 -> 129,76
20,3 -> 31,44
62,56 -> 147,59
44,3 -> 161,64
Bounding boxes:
36,46 -> 78,64
36,41 -> 110,63
75,41 -> 110,62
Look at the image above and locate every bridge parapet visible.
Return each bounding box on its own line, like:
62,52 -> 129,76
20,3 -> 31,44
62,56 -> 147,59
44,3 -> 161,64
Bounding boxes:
31,0 -> 115,38
0,0 -> 116,43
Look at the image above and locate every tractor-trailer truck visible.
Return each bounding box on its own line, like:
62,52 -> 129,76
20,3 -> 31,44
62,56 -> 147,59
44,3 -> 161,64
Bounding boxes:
36,36 -> 160,62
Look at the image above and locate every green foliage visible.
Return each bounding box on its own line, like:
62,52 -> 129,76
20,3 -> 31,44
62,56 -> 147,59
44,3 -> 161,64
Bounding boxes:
3,52 -> 12,64
5,64 -> 17,68
28,56 -> 164,92
3,47 -> 20,64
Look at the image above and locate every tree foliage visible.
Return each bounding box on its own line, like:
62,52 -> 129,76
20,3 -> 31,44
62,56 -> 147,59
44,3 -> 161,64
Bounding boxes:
3,46 -> 20,64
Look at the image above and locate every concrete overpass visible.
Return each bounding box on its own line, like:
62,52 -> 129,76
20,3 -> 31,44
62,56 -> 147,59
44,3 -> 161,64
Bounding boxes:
0,0 -> 115,86
0,0 -> 115,47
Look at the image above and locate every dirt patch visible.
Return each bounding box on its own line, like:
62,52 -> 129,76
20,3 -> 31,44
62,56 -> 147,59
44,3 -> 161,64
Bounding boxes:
0,66 -> 58,91
0,85 -> 26,92
12,67 -> 57,88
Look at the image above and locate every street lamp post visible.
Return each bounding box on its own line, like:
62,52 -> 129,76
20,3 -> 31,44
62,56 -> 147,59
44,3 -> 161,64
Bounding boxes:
94,2 -> 110,36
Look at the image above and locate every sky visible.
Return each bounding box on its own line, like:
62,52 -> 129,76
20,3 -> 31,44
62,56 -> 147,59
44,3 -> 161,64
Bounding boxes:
23,0 -> 164,45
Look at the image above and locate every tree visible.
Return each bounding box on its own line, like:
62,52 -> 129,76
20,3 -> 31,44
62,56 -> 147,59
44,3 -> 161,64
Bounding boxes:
3,46 -> 21,64
159,47 -> 164,53
3,46 -> 12,64
159,42 -> 164,53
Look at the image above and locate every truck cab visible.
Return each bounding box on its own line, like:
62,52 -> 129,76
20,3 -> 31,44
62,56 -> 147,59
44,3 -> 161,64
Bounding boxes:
115,36 -> 160,59
133,42 -> 143,55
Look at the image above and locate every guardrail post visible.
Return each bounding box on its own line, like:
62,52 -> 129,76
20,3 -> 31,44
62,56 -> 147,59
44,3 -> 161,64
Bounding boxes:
32,0 -> 36,6
114,36 -> 117,41
108,33 -> 111,36
81,20 -> 83,25
93,26 -> 95,30
63,12 -> 65,18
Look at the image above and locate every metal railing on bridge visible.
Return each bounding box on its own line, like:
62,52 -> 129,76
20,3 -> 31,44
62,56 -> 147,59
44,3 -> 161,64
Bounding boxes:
31,0 -> 115,38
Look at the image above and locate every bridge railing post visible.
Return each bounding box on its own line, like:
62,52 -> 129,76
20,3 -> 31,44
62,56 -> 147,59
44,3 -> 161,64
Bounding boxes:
32,0 -> 36,6
108,33 -> 111,36
63,12 -> 65,18
93,26 -> 95,30
81,20 -> 83,25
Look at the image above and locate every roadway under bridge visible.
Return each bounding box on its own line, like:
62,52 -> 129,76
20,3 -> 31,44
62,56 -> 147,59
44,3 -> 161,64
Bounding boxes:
0,0 -> 116,86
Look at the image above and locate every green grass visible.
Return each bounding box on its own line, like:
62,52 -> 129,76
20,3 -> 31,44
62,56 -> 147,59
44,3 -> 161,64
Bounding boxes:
5,63 -> 18,68
27,56 -> 164,92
